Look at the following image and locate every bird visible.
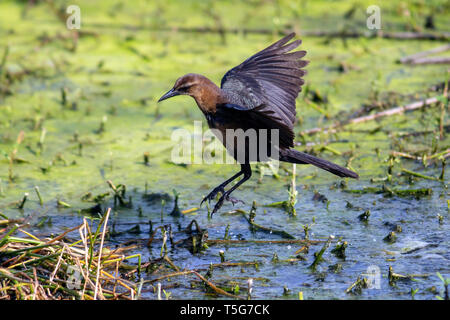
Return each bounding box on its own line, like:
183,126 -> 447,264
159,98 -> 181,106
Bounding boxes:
158,33 -> 358,216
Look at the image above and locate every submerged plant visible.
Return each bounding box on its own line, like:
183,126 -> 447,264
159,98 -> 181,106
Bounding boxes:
286,164 -> 298,216
436,272 -> 449,300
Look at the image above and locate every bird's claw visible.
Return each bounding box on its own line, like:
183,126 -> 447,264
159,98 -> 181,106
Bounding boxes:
210,194 -> 244,217
200,186 -> 225,207
211,196 -> 225,216
202,186 -> 245,217
225,195 -> 244,206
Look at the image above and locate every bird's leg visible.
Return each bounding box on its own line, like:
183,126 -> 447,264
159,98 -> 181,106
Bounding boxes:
211,164 -> 252,216
200,170 -> 244,207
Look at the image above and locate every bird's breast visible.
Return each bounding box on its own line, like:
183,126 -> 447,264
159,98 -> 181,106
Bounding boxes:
206,113 -> 226,135
205,112 -> 237,148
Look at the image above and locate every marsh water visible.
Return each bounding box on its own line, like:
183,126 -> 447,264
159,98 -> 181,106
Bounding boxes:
0,0 -> 449,299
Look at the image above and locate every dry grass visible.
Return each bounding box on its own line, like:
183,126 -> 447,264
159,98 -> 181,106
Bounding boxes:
0,208 -> 142,300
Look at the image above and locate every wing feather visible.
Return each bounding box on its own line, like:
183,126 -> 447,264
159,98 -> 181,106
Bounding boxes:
221,33 -> 308,136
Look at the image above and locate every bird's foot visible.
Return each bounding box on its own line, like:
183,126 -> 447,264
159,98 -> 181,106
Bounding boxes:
200,186 -> 225,207
211,196 -> 225,216
225,195 -> 244,206
210,193 -> 244,216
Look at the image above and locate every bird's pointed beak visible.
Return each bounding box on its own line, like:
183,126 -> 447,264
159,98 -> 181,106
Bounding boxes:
158,88 -> 180,102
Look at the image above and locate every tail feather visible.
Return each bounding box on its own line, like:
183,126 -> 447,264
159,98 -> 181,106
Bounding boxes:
280,149 -> 359,179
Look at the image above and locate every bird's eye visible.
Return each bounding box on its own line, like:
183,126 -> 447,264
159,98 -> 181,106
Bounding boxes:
178,85 -> 191,92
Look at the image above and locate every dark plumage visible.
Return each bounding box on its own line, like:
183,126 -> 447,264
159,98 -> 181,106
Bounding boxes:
159,33 -> 358,215
221,33 -> 307,133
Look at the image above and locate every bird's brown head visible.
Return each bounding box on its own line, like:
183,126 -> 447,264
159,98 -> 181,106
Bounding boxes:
158,73 -> 207,102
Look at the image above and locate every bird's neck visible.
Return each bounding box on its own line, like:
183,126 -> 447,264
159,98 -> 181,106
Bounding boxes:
191,78 -> 227,114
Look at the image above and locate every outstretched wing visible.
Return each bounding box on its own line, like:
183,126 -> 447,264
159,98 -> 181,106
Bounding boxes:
221,33 -> 308,133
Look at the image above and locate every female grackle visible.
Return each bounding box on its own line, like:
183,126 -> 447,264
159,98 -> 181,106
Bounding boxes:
159,33 -> 358,215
